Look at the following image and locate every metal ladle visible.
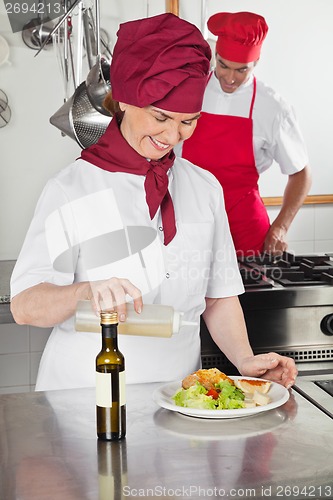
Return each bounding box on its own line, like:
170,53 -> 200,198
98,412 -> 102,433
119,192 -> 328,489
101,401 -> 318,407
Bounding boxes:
85,56 -> 111,115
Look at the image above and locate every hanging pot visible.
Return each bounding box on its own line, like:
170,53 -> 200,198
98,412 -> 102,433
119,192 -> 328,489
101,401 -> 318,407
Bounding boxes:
22,18 -> 54,50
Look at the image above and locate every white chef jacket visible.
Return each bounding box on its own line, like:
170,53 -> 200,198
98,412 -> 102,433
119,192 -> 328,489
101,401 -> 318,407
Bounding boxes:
175,73 -> 309,175
11,157 -> 244,390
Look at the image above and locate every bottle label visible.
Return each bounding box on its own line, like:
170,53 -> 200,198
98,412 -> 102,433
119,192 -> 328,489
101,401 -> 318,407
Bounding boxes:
96,371 -> 126,407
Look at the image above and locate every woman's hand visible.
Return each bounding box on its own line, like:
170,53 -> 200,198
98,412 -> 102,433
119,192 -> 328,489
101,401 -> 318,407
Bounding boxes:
11,278 -> 143,328
238,352 -> 298,389
88,277 -> 143,322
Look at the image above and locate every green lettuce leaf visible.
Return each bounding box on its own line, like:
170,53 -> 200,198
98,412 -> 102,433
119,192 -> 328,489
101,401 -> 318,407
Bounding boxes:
215,380 -> 245,409
173,379 -> 245,410
173,382 -> 216,410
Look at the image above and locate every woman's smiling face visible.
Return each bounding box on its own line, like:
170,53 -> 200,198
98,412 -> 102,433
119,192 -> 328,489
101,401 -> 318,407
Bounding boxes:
119,103 -> 201,160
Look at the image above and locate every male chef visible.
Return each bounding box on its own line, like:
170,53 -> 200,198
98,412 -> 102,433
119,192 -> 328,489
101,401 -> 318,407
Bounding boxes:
178,11 -> 312,256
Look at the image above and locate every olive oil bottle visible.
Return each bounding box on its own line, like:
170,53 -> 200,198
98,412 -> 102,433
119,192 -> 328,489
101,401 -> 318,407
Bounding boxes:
96,311 -> 126,441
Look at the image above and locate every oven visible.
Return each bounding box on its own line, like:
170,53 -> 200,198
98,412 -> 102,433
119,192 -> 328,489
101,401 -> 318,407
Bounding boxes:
200,252 -> 333,418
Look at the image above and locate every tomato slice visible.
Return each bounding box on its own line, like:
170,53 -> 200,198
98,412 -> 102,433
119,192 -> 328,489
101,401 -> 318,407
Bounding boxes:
206,389 -> 219,400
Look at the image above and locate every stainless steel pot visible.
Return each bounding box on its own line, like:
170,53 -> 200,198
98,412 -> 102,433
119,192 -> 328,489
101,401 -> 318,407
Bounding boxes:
21,18 -> 54,50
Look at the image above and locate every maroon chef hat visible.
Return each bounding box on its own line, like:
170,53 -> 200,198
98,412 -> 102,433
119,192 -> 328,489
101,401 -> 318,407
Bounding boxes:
110,13 -> 211,113
208,12 -> 268,63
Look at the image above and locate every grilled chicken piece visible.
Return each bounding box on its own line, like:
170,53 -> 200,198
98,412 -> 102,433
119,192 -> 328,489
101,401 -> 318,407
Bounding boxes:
182,368 -> 233,390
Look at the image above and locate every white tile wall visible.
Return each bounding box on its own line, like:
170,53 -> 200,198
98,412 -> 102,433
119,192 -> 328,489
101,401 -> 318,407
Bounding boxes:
30,326 -> 52,352
315,240 -> 333,253
285,205 -> 316,255
314,206 -> 333,241
30,351 -> 44,387
0,323 -> 29,355
313,206 -> 333,254
0,324 -> 51,394
287,240 -> 315,254
266,204 -> 333,255
0,353 -> 30,388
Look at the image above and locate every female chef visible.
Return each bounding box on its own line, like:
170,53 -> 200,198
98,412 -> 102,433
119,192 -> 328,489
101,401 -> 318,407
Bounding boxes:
179,11 -> 312,256
10,13 -> 297,391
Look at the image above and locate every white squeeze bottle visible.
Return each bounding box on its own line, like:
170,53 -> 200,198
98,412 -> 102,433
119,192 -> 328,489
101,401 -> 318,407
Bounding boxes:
75,300 -> 197,338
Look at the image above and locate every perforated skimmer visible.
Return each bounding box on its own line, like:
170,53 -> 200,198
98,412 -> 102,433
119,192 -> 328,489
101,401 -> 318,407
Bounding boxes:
50,81 -> 111,148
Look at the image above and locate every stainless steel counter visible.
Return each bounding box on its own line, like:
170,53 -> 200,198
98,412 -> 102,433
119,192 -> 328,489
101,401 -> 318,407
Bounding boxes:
0,384 -> 332,499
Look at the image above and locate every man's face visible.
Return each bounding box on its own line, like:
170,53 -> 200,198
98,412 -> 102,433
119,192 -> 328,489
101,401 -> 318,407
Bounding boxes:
119,104 -> 201,160
215,53 -> 257,94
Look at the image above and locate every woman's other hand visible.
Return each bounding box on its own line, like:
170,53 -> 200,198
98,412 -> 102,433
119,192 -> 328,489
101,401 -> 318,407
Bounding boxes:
238,352 -> 298,389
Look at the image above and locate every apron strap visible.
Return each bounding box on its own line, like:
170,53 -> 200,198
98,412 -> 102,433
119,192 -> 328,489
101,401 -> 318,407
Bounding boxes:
207,70 -> 213,86
249,77 -> 256,119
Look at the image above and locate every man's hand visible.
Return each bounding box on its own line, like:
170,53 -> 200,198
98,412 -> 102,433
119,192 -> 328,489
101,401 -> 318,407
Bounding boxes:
263,224 -> 288,255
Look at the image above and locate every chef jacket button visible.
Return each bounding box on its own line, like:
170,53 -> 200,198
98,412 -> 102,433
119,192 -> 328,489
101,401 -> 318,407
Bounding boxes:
159,226 -> 163,231
166,273 -> 170,279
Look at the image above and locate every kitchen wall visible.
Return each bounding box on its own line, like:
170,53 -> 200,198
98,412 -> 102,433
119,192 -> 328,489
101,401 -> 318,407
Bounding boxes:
1,0 -> 333,261
267,205 -> 333,254
0,323 -> 51,393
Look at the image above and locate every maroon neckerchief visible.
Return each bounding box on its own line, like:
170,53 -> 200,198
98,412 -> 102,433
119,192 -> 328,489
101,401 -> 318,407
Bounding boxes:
80,115 -> 176,245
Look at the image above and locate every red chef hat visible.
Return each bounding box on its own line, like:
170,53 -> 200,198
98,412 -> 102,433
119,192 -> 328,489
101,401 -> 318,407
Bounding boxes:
208,12 -> 268,63
110,13 -> 211,113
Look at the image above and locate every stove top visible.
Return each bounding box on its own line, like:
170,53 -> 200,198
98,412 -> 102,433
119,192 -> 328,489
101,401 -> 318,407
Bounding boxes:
315,379 -> 333,397
239,252 -> 333,290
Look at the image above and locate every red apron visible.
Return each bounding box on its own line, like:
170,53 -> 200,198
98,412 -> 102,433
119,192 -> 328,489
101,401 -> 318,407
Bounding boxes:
182,75 -> 270,256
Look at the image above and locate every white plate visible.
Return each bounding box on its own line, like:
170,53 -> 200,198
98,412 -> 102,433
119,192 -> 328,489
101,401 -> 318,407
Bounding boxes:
153,376 -> 289,419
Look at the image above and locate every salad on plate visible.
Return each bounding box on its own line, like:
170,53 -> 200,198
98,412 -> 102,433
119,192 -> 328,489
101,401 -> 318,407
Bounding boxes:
173,368 -> 272,411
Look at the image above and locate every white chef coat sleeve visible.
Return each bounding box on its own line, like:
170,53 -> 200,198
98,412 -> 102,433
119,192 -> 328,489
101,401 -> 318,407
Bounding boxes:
11,178 -> 77,298
205,184 -> 244,298
267,104 -> 309,175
